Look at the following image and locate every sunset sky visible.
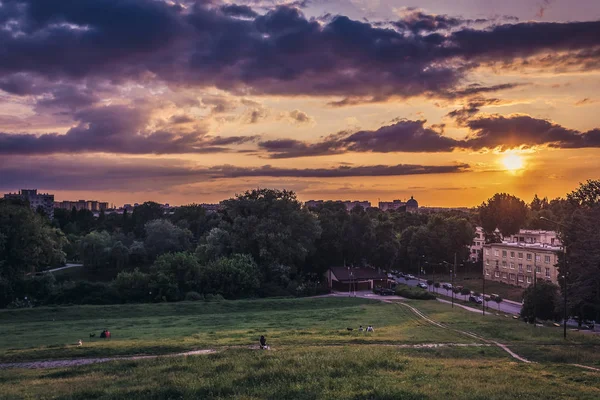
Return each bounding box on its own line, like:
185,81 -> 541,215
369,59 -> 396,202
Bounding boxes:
1,0 -> 600,207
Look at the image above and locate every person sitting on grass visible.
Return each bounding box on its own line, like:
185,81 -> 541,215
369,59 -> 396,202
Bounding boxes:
366,325 -> 374,332
359,325 -> 364,332
259,335 -> 268,349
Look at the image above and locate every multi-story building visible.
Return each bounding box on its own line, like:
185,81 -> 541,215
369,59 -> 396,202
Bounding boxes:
483,241 -> 562,288
379,196 -> 419,213
4,189 -> 55,218
305,200 -> 371,211
469,227 -> 486,262
379,199 -> 406,212
55,199 -> 108,212
200,203 -> 223,213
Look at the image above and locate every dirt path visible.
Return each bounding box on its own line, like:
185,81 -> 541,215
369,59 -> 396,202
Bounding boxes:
0,349 -> 215,370
394,301 -> 532,363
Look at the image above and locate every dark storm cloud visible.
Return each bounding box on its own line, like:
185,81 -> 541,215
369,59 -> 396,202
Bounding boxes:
0,105 -> 253,155
464,115 -> 600,150
0,157 -> 470,191
3,1 -> 598,102
259,120 -> 463,157
260,114 -> 600,158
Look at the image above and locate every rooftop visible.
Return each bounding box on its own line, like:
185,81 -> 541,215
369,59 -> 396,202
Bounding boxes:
484,241 -> 562,252
329,266 -> 388,281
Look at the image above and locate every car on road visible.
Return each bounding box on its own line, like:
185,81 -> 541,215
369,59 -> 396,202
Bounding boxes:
417,282 -> 428,289
405,274 -> 416,280
442,283 -> 453,290
469,295 -> 483,304
379,288 -> 395,296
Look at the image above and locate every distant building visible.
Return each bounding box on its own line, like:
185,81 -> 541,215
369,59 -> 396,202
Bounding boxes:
305,200 -> 371,211
379,196 -> 418,213
482,228 -> 563,288
55,199 -> 108,212
378,200 -> 406,212
200,203 -> 223,213
4,189 -> 55,218
405,196 -> 418,213
469,227 -> 486,262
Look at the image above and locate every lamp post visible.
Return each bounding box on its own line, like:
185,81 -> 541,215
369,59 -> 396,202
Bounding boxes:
482,265 -> 486,316
540,216 -> 569,339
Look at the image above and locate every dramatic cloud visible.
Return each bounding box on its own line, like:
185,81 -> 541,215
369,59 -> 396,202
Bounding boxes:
0,105 -> 253,155
1,0 -> 598,101
260,115 -> 600,157
464,115 -> 600,150
0,157 -> 470,191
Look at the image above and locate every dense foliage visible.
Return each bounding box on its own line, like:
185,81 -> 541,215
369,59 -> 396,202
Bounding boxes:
2,182 -> 598,310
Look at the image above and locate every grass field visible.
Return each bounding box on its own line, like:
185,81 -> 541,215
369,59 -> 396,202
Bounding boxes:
1,297 -> 599,399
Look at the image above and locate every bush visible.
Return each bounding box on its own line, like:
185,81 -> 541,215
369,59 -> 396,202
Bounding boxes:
49,280 -> 120,305
395,285 -> 436,300
204,293 -> 224,302
185,291 -> 203,301
114,269 -> 150,303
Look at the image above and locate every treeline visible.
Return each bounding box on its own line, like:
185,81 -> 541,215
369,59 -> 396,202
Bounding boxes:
0,189 -> 476,307
1,181 -> 598,318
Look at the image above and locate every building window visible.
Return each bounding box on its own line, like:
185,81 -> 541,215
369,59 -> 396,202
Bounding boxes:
518,252 -> 523,259
509,273 -> 516,280
510,251 -> 515,258
502,261 -> 507,268
485,269 -> 490,276
486,259 -> 489,266
518,275 -> 524,282
494,249 -> 499,257
510,262 -> 515,269
526,264 -> 532,272
485,249 -> 490,256
527,276 -> 532,283
536,255 -> 541,263
502,250 -> 507,258
502,272 -> 508,279
495,271 -> 500,278
536,266 -> 541,274
544,255 -> 551,263
518,264 -> 523,272
527,253 -> 532,260
545,268 -> 550,278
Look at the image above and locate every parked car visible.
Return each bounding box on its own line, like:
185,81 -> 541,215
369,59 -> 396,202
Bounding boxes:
397,272 -> 405,277
469,295 -> 483,304
405,274 -> 416,280
379,288 -> 395,296
417,282 -> 428,289
442,283 -> 453,290
373,287 -> 382,294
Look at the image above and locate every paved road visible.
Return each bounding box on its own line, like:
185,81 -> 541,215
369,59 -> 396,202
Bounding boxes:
44,263 -> 83,273
392,275 -> 522,315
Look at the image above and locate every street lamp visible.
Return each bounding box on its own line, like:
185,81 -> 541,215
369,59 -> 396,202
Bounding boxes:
540,216 -> 569,339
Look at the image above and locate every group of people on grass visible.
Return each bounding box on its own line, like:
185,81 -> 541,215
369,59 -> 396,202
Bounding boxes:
359,325 -> 374,332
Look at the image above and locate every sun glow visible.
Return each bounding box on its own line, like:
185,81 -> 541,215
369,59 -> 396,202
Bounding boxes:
501,153 -> 525,171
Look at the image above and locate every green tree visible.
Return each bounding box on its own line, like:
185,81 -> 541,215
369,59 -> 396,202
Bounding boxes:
434,282 -> 440,293
195,227 -> 232,263
79,231 -> 112,269
151,252 -> 200,293
494,296 -> 503,311
479,193 -> 528,240
460,287 -> 471,301
110,241 -> 129,270
306,202 -> 349,275
131,202 -> 164,237
220,189 -> 321,282
171,204 -> 215,239
114,268 -> 150,302
195,254 -> 261,298
0,200 -> 66,279
567,179 -> 600,208
520,280 -> 561,322
144,219 -> 192,260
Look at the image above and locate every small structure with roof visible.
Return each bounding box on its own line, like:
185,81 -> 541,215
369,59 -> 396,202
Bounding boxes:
325,267 -> 391,291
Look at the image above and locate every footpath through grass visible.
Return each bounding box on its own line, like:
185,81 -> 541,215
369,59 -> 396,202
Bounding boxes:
1,346 -> 599,400
0,297 -> 471,363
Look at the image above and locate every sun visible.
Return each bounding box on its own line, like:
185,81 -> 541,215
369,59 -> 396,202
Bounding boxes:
501,153 -> 524,171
